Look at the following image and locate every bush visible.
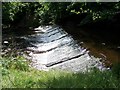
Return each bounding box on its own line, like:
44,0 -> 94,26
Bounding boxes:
111,63 -> 120,79
1,56 -> 29,73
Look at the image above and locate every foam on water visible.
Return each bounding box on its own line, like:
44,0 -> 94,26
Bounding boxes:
24,25 -> 103,72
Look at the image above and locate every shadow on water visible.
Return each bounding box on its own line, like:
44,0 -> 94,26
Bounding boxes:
61,25 -> 120,68
2,28 -> 40,57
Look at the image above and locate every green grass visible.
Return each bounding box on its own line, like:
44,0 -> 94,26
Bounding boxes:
1,56 -> 120,88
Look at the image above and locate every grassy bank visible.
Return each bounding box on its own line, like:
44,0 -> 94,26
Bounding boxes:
1,56 -> 120,88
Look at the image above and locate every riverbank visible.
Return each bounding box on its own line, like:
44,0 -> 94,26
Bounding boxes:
1,56 -> 120,88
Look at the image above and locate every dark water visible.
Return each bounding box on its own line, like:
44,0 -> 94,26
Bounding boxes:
2,25 -> 120,71
62,26 -> 120,68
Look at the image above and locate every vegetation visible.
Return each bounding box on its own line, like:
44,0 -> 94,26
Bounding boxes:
2,2 -> 120,28
2,2 -> 120,88
2,2 -> 41,28
1,56 -> 120,88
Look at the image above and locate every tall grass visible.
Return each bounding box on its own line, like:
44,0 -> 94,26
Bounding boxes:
1,56 -> 120,88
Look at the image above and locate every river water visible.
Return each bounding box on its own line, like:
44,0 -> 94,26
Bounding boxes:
2,25 -> 120,72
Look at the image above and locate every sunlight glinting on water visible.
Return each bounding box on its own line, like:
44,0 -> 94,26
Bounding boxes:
27,26 -> 85,64
25,25 -> 103,72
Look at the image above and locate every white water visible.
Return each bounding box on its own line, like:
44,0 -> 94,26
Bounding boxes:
24,25 -> 104,72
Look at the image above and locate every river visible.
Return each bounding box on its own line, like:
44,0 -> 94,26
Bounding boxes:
2,25 -> 120,72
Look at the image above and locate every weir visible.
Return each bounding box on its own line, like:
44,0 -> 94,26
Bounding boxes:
24,25 -> 103,72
